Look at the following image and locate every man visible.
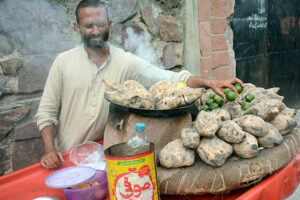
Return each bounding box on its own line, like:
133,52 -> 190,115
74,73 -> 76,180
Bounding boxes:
36,0 -> 243,169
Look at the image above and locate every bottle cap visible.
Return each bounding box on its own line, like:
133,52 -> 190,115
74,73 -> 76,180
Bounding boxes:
136,123 -> 145,131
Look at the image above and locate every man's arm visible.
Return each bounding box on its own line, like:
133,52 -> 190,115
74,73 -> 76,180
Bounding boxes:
186,76 -> 244,99
123,51 -> 243,98
40,125 -> 64,169
35,58 -> 63,169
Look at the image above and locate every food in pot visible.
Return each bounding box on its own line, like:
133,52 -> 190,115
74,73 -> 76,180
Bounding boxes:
104,79 -> 203,110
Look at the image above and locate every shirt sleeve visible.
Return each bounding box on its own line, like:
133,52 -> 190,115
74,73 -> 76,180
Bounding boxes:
123,52 -> 192,88
34,57 -> 61,132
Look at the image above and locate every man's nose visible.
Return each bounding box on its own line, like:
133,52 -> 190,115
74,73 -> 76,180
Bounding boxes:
91,25 -> 100,35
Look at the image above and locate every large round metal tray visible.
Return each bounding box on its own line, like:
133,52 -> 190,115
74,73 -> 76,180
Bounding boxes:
105,97 -> 196,118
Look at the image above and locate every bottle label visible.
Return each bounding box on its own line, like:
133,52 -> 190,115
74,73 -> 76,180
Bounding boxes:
106,150 -> 159,200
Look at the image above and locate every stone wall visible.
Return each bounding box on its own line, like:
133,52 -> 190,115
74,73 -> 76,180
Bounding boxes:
198,0 -> 236,80
0,0 -> 237,175
0,0 -> 186,175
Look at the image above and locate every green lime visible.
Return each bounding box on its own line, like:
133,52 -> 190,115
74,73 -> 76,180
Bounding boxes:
225,90 -> 236,101
235,84 -> 243,93
245,93 -> 255,102
209,103 -> 220,110
223,88 -> 230,94
214,96 -> 224,106
200,104 -> 210,111
209,93 -> 216,99
206,98 -> 214,106
241,102 -> 252,110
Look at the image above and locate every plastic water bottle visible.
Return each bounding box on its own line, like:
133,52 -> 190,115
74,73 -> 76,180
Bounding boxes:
127,123 -> 150,155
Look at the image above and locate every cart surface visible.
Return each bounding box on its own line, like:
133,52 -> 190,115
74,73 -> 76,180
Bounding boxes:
0,140 -> 299,200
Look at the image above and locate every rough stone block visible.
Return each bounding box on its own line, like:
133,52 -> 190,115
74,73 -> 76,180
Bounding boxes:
163,43 -> 183,70
199,22 -> 210,56
157,14 -> 183,42
0,0 -> 75,55
211,35 -> 228,51
198,0 -> 210,21
212,51 -> 228,68
211,18 -> 227,34
109,0 -> 138,23
139,0 -> 159,35
12,138 -> 44,171
18,55 -> 53,93
211,0 -> 227,17
0,79 -> 5,97
108,23 -> 123,45
0,75 -> 18,94
0,107 -> 29,140
159,0 -> 181,8
0,58 -> 22,76
0,33 -> 14,55
14,122 -> 40,141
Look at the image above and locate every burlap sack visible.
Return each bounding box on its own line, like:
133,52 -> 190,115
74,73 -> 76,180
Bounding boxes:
103,106 -> 192,151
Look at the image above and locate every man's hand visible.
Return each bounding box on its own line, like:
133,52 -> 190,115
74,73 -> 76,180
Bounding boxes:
209,78 -> 244,99
40,125 -> 64,169
186,76 -> 244,100
40,151 -> 64,169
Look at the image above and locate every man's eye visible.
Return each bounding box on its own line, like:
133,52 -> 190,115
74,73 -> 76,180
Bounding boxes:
85,24 -> 92,28
97,23 -> 107,27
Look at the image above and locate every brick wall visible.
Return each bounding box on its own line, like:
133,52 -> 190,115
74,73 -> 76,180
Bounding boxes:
198,0 -> 235,80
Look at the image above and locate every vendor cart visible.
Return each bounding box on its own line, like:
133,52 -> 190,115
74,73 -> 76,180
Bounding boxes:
0,140 -> 299,200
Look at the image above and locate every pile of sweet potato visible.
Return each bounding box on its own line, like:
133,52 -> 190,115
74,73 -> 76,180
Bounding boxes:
159,83 -> 298,168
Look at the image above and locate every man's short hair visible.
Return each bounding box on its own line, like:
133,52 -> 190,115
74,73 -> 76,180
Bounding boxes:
75,0 -> 109,24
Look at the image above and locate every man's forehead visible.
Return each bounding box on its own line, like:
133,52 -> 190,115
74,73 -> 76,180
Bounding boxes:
78,6 -> 107,22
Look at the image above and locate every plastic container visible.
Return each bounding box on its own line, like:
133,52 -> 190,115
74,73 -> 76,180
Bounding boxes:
63,170 -> 108,200
126,123 -> 150,155
105,142 -> 160,200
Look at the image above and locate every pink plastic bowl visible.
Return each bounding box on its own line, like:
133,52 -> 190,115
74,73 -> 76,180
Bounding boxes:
63,170 -> 108,200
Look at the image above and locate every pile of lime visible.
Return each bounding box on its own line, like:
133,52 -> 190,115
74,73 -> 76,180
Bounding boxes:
200,84 -> 256,111
241,92 -> 255,110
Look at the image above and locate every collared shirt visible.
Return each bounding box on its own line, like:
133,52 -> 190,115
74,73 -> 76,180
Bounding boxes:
35,44 -> 192,152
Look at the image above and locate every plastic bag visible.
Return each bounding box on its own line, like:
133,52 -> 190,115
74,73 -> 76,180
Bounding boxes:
69,141 -> 106,170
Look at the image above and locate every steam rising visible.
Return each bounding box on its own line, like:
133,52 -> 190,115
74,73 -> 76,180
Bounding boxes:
124,27 -> 162,67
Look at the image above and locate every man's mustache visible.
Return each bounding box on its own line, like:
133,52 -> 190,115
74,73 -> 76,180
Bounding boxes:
89,34 -> 103,39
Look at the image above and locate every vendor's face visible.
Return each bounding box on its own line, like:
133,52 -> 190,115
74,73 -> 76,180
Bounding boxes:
75,6 -> 110,49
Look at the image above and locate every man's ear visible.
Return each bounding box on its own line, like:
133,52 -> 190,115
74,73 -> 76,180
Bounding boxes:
74,22 -> 80,35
